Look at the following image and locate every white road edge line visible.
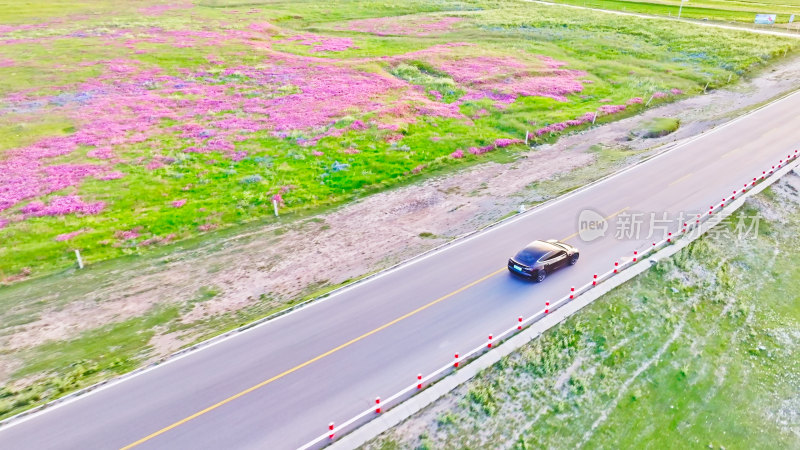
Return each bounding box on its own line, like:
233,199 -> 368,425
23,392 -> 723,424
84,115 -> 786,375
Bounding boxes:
1,89 -> 798,432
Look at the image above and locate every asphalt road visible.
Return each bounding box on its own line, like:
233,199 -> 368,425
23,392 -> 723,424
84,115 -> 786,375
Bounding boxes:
2,91 -> 799,450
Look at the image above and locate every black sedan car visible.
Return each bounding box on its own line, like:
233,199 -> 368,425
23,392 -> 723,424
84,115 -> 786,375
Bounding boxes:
507,239 -> 579,282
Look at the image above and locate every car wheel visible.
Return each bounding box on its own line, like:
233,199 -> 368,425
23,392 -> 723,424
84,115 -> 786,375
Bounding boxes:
536,270 -> 546,282
568,253 -> 579,265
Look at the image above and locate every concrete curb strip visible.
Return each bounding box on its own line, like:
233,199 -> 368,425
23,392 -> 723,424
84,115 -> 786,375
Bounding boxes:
329,157 -> 800,449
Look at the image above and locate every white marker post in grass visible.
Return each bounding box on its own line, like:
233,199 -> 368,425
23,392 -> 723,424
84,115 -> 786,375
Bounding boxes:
75,249 -> 84,269
272,198 -> 279,217
703,81 -> 710,94
525,130 -> 529,146
591,111 -> 598,124
678,0 -> 687,18
645,94 -> 655,107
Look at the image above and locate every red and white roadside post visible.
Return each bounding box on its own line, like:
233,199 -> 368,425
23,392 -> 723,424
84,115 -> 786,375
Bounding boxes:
487,334 -> 493,349
375,397 -> 381,414
518,316 -> 523,330
417,373 -> 423,389
328,422 -> 335,440
454,353 -> 460,368
545,302 -> 550,314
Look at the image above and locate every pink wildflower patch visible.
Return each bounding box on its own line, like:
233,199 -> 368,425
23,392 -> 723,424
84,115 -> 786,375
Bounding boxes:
450,149 -> 464,159
21,195 -> 105,217
670,88 -> 684,95
598,104 -> 627,115
535,112 -> 596,136
350,120 -> 368,131
0,218 -> 8,229
55,229 -> 86,242
146,160 -> 165,170
626,97 -> 643,105
538,56 -> 569,69
430,136 -> 442,142
278,33 -> 358,53
430,55 -> 586,104
43,164 -> 105,193
249,22 -> 279,34
98,171 -> 125,181
411,164 -> 427,174
341,16 -> 462,36
312,150 -> 324,156
385,133 -> 404,144
0,58 -> 16,67
198,223 -> 217,232
343,147 -> 360,154
172,199 -> 187,208
468,145 -> 495,156
115,227 -> 143,240
652,92 -> 668,99
232,150 -> 248,162
494,138 -> 524,148
86,147 -> 114,159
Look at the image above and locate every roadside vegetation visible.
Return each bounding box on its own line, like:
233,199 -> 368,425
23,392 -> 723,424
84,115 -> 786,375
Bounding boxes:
0,0 -> 795,281
367,174 -> 800,449
632,117 -> 680,139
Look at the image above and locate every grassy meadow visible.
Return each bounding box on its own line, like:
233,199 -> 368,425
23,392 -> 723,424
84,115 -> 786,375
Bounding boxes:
0,0 -> 795,281
552,0 -> 800,24
367,179 -> 800,449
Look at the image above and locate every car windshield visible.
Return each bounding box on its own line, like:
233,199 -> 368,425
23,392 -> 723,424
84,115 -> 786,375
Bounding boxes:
514,248 -> 548,265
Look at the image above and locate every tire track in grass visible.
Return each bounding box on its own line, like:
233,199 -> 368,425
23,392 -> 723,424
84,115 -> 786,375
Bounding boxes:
578,312 -> 692,447
496,333 -> 641,448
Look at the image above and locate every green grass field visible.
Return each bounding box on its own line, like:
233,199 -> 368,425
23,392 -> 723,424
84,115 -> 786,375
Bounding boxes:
368,180 -> 800,449
551,0 -> 800,24
0,0 -> 795,282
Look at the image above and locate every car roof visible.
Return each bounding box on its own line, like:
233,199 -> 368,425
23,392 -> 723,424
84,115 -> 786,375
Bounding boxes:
524,240 -> 561,253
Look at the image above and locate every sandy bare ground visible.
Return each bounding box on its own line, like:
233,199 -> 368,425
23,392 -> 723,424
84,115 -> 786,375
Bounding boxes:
2,55 -> 800,384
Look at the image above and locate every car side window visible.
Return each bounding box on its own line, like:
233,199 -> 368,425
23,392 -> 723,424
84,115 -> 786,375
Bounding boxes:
540,251 -> 556,262
544,251 -> 566,261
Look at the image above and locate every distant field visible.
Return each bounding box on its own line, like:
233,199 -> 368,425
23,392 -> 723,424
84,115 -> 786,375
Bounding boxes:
548,0 -> 800,24
0,0 -> 795,281
368,175 -> 800,450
